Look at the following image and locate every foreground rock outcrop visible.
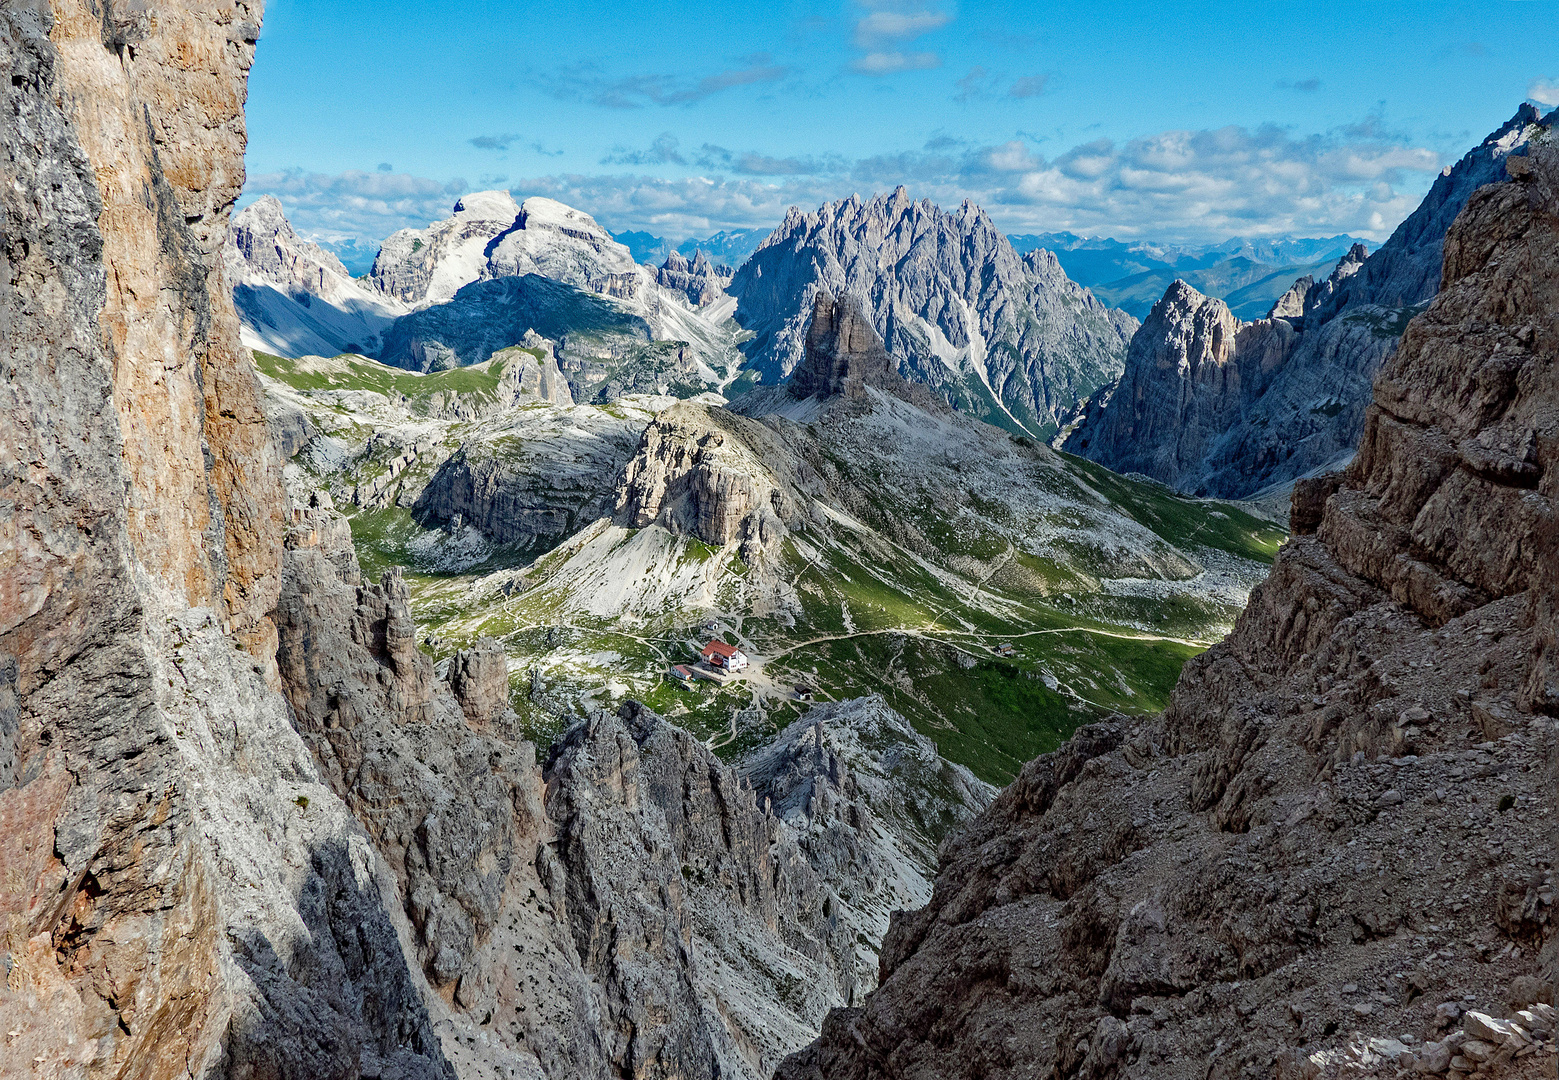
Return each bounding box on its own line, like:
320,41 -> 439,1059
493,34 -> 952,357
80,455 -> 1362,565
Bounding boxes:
2,4 -> 989,1077
779,132 -> 1559,1080
1065,105 -> 1555,499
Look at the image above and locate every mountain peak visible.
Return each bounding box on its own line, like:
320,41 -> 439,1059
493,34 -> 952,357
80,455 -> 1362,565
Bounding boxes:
790,290 -> 896,401
451,190 -> 521,221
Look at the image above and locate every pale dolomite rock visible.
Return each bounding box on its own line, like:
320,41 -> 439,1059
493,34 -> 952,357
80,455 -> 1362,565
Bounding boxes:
226,193 -> 409,358
371,189 -> 523,308
653,248 -> 733,307
361,194 -> 743,391
731,186 -> 1137,434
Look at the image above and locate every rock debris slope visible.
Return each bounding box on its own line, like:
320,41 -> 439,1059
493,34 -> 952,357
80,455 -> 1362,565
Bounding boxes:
778,140 -> 1559,1080
730,187 -> 1138,437
276,503 -> 977,1079
1064,105 -> 1555,500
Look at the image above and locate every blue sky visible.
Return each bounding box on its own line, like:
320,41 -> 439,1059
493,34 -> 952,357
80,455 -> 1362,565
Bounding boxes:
242,0 -> 1559,248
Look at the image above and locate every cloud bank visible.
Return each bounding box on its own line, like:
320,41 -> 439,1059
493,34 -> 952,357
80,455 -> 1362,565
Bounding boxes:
245,120 -> 1446,249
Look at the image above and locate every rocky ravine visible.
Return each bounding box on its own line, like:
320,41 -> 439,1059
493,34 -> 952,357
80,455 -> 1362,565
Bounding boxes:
730,187 -> 1138,437
778,138 -> 1559,1080
1,3 -> 990,1079
1063,105 -> 1555,501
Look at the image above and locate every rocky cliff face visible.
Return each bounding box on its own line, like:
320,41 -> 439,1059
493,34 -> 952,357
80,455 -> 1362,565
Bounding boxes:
1,4 -> 989,1077
1065,106 -> 1555,500
778,139 -> 1559,1080
412,402 -> 641,551
653,248 -> 733,307
273,509 -> 914,1079
226,193 -> 407,357
0,0 -> 333,1073
1060,281 -> 1299,486
790,289 -> 898,400
730,187 -> 1137,437
615,401 -> 801,554
742,697 -> 996,995
370,190 -> 524,309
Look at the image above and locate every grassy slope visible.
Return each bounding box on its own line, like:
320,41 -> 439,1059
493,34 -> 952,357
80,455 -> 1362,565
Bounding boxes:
347,463 -> 1284,785
274,350 -> 1288,786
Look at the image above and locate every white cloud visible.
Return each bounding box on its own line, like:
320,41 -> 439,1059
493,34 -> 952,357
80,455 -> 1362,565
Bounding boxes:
246,120 -> 1447,248
242,169 -> 469,241
853,10 -> 950,45
1528,78 -> 1559,107
849,2 -> 948,76
852,50 -> 941,74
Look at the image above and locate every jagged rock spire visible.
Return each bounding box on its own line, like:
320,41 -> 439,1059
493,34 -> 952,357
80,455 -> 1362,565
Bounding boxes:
790,290 -> 896,400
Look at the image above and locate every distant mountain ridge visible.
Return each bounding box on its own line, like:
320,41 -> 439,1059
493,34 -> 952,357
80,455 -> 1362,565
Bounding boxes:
225,194 -> 409,358
1007,231 -> 1371,286
613,226 -> 772,268
1009,231 -> 1371,320
729,187 -> 1138,437
1062,103 -> 1556,500
228,193 -> 747,401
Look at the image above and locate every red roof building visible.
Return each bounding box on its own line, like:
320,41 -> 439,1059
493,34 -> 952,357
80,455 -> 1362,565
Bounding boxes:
700,640 -> 749,671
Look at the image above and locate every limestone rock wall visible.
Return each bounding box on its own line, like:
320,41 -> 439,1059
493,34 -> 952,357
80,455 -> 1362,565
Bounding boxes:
1059,281 -> 1298,486
730,186 -> 1137,435
778,138 -> 1559,1080
1,4 -> 999,1078
615,401 -> 801,553
0,4 -> 447,1077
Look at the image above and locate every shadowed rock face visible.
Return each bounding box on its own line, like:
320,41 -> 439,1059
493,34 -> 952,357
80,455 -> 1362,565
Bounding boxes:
1059,281 -> 1299,486
777,143 -> 1559,1080
1065,105 -> 1556,499
791,290 -> 898,400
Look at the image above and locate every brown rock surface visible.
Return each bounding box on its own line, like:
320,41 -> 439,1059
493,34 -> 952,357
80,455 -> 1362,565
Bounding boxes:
778,143 -> 1559,1080
615,401 -> 801,553
1060,281 -> 1299,486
